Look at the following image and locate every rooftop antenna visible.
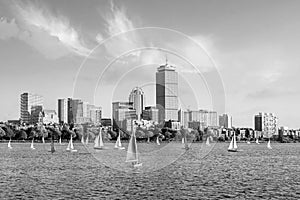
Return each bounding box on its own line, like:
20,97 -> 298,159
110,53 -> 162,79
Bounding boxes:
165,54 -> 168,65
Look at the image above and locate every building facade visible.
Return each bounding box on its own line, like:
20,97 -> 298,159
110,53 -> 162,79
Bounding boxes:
142,106 -> 159,123
219,114 -> 232,128
254,112 -> 278,138
20,92 -> 44,124
58,99 -> 68,124
112,102 -> 136,130
156,62 -> 178,123
43,110 -> 59,124
129,87 -> 145,120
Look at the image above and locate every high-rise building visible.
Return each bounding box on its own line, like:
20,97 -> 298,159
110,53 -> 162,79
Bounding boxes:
178,109 -> 190,128
254,112 -> 278,137
207,111 -> 218,127
142,106 -> 159,123
219,114 -> 232,128
129,87 -> 145,120
58,99 -> 68,124
156,62 -> 178,123
20,92 -> 43,124
112,102 -> 136,130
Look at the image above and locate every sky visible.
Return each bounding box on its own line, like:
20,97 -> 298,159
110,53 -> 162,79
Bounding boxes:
0,0 -> 300,128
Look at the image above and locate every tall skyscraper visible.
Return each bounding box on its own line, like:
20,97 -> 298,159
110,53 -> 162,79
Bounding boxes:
129,87 -> 145,120
219,114 -> 232,128
20,92 -> 43,124
58,99 -> 68,124
156,61 -> 178,123
254,112 -> 278,137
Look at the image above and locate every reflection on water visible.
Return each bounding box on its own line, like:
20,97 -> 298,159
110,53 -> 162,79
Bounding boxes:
0,142 -> 299,199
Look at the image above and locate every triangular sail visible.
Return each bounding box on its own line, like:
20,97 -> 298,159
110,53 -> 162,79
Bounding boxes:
81,136 -> 84,144
256,138 -> 260,144
114,136 -> 119,148
8,139 -> 12,148
94,134 -> 99,147
228,136 -> 234,150
30,139 -> 35,149
181,138 -> 184,144
85,135 -> 89,144
66,138 -> 71,150
98,128 -> 104,147
70,135 -> 74,150
156,137 -> 160,145
267,139 -> 272,149
206,137 -> 210,146
233,132 -> 238,149
59,137 -> 62,145
126,122 -> 138,163
117,134 -> 122,147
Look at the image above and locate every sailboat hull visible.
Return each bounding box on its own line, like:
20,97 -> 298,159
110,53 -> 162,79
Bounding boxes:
94,146 -> 108,150
133,163 -> 143,168
228,148 -> 238,152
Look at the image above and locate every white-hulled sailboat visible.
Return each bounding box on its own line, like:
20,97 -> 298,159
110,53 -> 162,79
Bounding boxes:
30,139 -> 35,150
228,132 -> 238,152
94,128 -> 105,150
181,137 -> 184,144
267,139 -> 272,149
156,136 -> 160,145
126,120 -> 142,168
66,135 -> 77,152
85,135 -> 89,145
206,137 -> 210,146
114,132 -> 125,150
8,139 -> 12,149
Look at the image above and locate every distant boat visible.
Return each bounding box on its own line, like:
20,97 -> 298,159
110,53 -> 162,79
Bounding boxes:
126,120 -> 142,168
85,135 -> 89,145
182,135 -> 189,150
182,137 -> 184,144
30,139 -> 35,150
114,132 -> 125,150
256,138 -> 260,144
94,128 -> 105,150
66,135 -> 77,152
228,132 -> 238,152
206,137 -> 210,146
247,141 -> 251,144
81,136 -> 85,144
156,136 -> 160,145
267,139 -> 272,149
59,137 -> 62,145
8,139 -> 12,149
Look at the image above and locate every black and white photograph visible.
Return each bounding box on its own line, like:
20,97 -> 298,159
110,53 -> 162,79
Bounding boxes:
0,0 -> 299,199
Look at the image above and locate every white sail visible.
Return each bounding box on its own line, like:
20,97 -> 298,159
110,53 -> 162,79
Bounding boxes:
267,139 -> 272,149
81,136 -> 85,144
181,137 -> 184,144
228,137 -> 233,150
59,137 -> 62,145
156,137 -> 160,145
206,137 -> 210,146
30,139 -> 35,149
70,135 -> 74,150
114,136 -> 119,148
118,134 -> 122,147
8,139 -> 12,149
99,129 -> 104,147
85,136 -> 89,145
256,138 -> 260,144
42,136 -> 45,144
126,121 -> 139,164
233,132 -> 238,149
94,134 -> 99,148
66,138 -> 71,151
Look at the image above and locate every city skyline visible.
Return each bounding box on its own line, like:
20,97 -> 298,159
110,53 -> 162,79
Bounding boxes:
1,0 -> 300,128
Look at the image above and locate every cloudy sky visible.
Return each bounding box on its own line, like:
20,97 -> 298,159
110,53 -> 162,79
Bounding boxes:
0,0 -> 299,128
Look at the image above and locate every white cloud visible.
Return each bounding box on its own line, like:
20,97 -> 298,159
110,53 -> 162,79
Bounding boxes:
3,1 -> 91,59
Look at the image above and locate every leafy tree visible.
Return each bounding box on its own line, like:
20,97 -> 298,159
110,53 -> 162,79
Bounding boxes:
18,129 -> 27,140
3,125 -> 15,139
0,127 -> 6,138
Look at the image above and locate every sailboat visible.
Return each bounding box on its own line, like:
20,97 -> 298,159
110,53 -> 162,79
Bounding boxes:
81,135 -> 85,144
66,135 -> 77,152
85,135 -> 89,145
30,139 -> 35,150
206,137 -> 210,146
156,136 -> 160,145
228,132 -> 238,152
94,128 -> 105,150
267,139 -> 272,149
126,120 -> 142,168
114,133 -> 125,150
256,138 -> 260,144
181,137 -> 184,144
8,139 -> 12,149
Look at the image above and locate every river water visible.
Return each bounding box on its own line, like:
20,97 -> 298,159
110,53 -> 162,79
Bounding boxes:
0,142 -> 299,199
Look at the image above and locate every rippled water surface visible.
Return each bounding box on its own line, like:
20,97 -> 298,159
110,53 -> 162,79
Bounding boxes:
0,142 -> 299,199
